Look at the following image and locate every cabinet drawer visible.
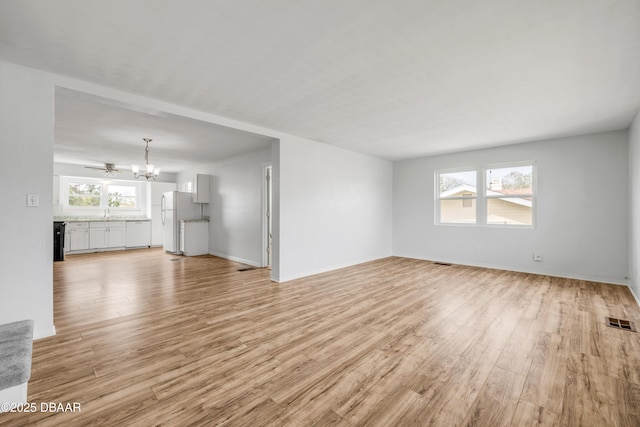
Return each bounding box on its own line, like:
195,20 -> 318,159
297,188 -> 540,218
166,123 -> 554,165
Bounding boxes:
66,222 -> 88,230
90,221 -> 125,228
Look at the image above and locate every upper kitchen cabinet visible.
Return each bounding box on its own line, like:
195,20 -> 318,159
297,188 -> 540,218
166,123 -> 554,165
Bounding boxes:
192,174 -> 210,203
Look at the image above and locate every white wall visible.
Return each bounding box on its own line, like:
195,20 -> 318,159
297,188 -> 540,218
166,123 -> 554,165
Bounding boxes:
394,130 -> 629,285
176,165 -> 209,193
277,136 -> 393,282
629,110 -> 640,300
51,73 -> 396,283
200,147 -> 273,267
0,61 -> 55,338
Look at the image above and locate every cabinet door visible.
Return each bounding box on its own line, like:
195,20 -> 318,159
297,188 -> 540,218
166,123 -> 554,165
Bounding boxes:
68,229 -> 89,250
108,226 -> 125,248
150,206 -> 163,246
89,228 -> 108,249
192,174 -> 210,203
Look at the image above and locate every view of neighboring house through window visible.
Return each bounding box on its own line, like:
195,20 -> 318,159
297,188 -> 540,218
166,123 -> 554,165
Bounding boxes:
486,165 -> 533,225
438,170 -> 478,224
435,163 -> 535,226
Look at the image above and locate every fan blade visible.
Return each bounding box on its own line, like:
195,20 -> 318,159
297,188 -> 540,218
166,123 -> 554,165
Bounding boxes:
84,164 -> 122,172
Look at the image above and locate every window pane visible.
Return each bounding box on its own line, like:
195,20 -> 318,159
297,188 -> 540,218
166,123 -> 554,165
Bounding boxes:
486,165 -> 533,195
440,199 -> 476,224
68,183 -> 101,207
108,185 -> 136,196
439,170 -> 476,197
487,198 -> 532,225
108,185 -> 137,208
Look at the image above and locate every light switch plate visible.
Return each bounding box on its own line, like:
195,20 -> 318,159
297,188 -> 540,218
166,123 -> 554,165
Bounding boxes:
26,194 -> 39,207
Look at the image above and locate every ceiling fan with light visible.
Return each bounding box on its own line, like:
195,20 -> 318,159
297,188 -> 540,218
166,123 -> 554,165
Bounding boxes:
84,162 -> 121,177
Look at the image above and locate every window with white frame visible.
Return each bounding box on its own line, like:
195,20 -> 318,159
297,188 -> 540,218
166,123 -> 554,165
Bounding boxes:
435,163 -> 535,226
485,164 -> 534,225
62,177 -> 142,212
437,169 -> 478,224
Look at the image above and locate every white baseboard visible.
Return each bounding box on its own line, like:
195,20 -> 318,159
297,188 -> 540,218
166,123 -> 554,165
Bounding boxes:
0,382 -> 28,411
209,251 -> 261,267
34,324 -> 56,340
627,285 -> 640,308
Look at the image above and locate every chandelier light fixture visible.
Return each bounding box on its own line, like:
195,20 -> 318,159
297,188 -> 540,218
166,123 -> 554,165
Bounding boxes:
132,138 -> 160,180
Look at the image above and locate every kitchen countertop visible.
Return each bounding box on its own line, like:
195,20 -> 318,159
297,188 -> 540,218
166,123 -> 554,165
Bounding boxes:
54,216 -> 150,222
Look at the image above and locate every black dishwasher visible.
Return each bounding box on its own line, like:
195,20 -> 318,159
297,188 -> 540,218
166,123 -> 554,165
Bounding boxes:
54,221 -> 65,261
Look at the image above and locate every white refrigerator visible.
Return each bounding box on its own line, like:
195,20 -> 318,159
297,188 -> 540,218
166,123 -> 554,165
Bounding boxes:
161,191 -> 202,254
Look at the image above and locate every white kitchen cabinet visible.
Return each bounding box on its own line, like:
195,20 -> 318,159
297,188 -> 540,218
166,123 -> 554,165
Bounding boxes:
66,222 -> 89,251
192,174 -> 210,203
180,220 -> 209,256
150,205 -> 163,246
125,220 -> 151,247
89,221 -> 125,249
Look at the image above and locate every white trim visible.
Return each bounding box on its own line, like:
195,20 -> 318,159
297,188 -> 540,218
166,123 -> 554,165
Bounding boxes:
395,253 -> 628,286
435,162 -> 535,226
275,255 -> 391,283
442,185 -> 532,207
262,163 -> 272,268
33,324 -> 55,340
60,176 -> 143,214
209,251 -> 261,267
0,383 -> 28,410
627,285 -> 640,308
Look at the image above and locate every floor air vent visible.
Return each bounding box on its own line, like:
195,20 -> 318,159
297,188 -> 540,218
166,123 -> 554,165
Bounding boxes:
433,262 -> 452,266
605,317 -> 637,332
238,267 -> 257,272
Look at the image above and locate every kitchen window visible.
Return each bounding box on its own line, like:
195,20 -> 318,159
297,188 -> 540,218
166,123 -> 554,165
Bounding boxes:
435,162 -> 535,227
68,182 -> 101,207
61,177 -> 142,212
107,184 -> 137,208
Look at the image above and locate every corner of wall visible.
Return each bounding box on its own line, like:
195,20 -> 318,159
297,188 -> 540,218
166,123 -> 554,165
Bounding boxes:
628,109 -> 640,301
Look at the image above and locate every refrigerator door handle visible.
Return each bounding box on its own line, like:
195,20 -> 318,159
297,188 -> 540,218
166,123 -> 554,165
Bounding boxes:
161,195 -> 166,225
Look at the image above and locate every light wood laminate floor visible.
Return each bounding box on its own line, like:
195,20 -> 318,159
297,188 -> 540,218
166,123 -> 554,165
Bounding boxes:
2,249 -> 640,426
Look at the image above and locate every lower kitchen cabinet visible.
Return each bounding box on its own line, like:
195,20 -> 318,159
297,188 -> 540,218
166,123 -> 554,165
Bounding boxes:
66,222 -> 89,251
89,221 -> 125,249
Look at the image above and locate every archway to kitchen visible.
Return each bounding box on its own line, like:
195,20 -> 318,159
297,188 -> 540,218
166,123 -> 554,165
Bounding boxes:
53,81 -> 280,282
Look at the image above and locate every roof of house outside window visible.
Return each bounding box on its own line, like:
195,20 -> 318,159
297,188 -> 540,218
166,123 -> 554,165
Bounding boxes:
441,185 -> 532,207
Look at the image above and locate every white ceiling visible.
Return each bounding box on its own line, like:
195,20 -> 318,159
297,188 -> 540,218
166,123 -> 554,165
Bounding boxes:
1,0 -> 639,164
54,88 -> 275,172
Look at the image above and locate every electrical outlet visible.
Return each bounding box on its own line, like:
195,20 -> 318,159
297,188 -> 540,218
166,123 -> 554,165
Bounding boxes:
533,253 -> 542,262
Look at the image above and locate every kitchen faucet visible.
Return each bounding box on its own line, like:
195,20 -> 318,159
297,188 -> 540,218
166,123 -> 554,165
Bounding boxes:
103,207 -> 110,218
